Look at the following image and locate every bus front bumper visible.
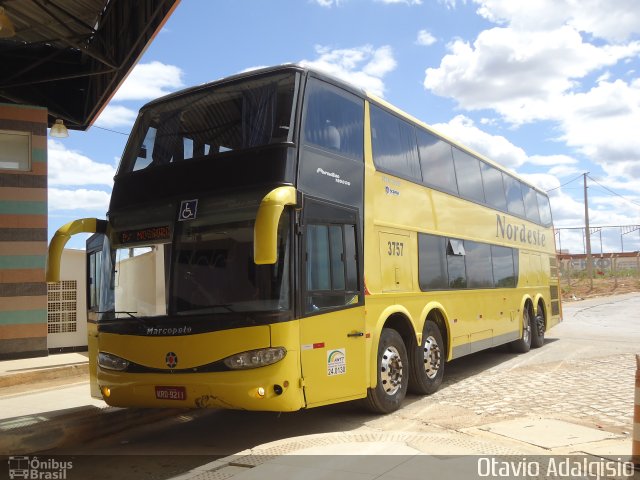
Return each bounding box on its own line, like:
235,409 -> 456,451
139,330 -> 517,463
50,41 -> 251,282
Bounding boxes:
97,358 -> 305,412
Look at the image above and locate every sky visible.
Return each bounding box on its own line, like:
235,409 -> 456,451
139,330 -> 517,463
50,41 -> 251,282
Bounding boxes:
49,0 -> 640,253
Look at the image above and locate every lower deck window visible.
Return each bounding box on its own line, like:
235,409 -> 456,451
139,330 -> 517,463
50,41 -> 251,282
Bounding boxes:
419,233 -> 519,291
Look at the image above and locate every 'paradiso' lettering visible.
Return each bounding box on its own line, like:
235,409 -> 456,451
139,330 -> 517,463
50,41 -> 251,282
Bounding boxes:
496,214 -> 546,247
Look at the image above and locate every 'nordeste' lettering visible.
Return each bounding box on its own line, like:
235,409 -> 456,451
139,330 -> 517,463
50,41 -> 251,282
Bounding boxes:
496,214 -> 546,247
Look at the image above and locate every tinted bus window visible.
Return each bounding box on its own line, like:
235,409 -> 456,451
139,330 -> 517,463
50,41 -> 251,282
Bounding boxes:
417,129 -> 458,194
303,79 -> 364,161
307,225 -> 331,291
481,163 -> 507,211
465,241 -> 494,288
446,238 -> 467,288
371,105 -> 422,181
418,234 -> 448,290
504,174 -> 525,217
523,185 -> 541,224
452,148 -> 485,204
491,245 -> 516,287
537,192 -> 553,226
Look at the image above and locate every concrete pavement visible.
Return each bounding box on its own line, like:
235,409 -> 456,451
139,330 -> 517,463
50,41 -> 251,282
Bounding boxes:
0,352 -> 185,456
1,294 -> 639,479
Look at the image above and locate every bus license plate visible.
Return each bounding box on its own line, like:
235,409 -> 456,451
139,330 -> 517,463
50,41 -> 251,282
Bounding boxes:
155,386 -> 186,401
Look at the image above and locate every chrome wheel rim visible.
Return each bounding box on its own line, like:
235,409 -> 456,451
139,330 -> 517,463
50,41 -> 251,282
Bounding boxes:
423,335 -> 441,379
380,345 -> 404,396
523,309 -> 531,344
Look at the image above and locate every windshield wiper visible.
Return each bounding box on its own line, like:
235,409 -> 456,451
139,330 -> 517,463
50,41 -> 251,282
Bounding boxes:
180,304 -> 236,314
97,311 -> 146,325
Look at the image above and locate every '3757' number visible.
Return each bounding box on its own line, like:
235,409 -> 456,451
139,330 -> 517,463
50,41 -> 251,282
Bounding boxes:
387,241 -> 404,256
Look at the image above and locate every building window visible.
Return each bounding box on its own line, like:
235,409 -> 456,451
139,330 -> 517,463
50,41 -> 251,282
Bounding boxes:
48,281 -> 78,333
0,130 -> 31,171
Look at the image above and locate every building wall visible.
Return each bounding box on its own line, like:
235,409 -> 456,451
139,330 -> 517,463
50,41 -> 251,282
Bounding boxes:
0,103 -> 48,359
47,249 -> 88,351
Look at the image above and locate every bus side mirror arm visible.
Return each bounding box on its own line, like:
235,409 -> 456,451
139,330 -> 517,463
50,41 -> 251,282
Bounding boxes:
47,218 -> 107,282
254,186 -> 297,265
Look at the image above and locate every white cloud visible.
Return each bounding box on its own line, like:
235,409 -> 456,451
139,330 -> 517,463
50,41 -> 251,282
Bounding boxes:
313,0 -> 343,6
49,188 -> 111,212
529,154 -> 578,167
472,0 -> 640,42
423,26 -> 640,124
519,173 -> 561,193
430,115 -> 528,169
556,79 -> 640,177
94,105 -> 138,129
301,45 -> 397,97
416,30 -> 437,46
112,61 -> 185,101
48,140 -> 116,187
376,0 -> 422,4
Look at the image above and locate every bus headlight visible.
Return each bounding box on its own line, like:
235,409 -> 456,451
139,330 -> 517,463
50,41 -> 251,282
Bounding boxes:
223,347 -> 286,370
98,352 -> 130,371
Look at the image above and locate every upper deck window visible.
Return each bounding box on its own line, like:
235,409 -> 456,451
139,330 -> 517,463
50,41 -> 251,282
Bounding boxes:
302,78 -> 364,161
371,105 -> 421,180
537,192 -> 553,227
119,72 -> 299,173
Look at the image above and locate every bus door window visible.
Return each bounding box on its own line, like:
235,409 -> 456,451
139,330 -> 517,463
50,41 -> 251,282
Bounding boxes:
86,233 -> 114,317
305,223 -> 359,312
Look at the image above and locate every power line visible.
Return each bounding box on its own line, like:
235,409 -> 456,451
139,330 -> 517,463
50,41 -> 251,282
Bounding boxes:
545,173 -> 584,193
91,125 -> 129,136
587,174 -> 640,208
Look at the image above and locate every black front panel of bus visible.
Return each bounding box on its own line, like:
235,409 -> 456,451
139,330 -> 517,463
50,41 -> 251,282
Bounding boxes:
109,144 -> 296,212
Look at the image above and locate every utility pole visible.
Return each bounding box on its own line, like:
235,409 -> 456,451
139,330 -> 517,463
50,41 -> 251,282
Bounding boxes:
584,173 -> 593,289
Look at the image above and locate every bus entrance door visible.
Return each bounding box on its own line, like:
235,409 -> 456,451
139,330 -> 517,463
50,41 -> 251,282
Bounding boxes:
86,233 -> 111,399
300,306 -> 367,407
299,199 -> 367,406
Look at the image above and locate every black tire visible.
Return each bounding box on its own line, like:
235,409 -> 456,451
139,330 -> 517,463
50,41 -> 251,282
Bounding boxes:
408,320 -> 444,395
530,304 -> 545,349
510,306 -> 532,353
364,328 -> 409,414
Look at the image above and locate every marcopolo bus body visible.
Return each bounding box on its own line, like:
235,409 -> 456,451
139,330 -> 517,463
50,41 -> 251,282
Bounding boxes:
47,65 -> 562,413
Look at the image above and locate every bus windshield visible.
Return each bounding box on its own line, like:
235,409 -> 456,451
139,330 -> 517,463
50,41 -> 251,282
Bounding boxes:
101,193 -> 292,321
171,198 -> 291,315
119,71 -> 299,174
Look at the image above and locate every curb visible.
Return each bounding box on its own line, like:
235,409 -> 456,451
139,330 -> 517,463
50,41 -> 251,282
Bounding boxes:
1,405 -> 187,455
0,363 -> 89,389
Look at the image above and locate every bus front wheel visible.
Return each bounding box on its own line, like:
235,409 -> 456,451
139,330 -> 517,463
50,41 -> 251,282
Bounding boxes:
408,320 -> 444,395
365,328 -> 408,414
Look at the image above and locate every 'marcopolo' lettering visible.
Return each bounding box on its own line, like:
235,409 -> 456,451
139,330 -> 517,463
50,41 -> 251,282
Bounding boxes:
146,326 -> 192,336
496,214 -> 546,247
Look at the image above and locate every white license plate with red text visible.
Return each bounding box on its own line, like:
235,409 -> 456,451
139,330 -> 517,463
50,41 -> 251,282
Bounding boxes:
155,386 -> 186,401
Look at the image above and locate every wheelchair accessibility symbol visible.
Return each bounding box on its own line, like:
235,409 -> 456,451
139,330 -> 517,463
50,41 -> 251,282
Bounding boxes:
178,199 -> 198,221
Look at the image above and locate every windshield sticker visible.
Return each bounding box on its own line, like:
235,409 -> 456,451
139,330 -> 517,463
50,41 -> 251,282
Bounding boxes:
327,348 -> 346,376
178,199 -> 198,221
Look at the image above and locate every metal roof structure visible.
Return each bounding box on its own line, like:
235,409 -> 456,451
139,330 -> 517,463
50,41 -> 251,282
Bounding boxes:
0,0 -> 180,130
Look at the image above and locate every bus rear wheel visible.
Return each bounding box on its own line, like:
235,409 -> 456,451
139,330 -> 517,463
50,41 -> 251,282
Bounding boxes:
531,304 -> 545,349
510,306 -> 532,353
365,328 -> 408,414
408,320 -> 444,395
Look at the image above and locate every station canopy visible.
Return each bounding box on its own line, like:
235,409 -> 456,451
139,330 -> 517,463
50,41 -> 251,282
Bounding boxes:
0,0 -> 180,130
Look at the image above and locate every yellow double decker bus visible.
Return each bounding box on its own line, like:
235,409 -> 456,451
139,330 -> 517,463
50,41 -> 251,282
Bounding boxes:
47,65 -> 561,413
